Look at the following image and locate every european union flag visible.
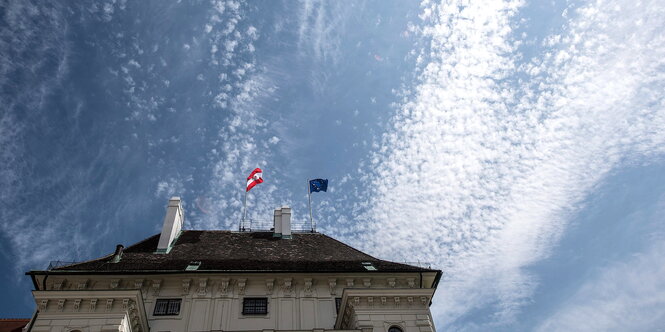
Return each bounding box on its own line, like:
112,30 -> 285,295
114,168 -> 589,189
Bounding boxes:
309,179 -> 328,193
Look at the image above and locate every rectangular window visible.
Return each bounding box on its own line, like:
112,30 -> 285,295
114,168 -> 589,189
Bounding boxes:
242,297 -> 268,315
154,299 -> 181,316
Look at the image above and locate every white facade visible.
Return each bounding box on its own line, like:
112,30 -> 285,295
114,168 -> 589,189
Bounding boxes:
25,198 -> 440,332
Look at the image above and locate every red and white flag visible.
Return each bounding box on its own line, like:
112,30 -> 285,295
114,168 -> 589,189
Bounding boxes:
246,168 -> 264,192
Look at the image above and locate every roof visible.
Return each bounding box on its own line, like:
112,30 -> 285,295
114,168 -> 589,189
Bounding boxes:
0,319 -> 29,332
41,231 -> 436,274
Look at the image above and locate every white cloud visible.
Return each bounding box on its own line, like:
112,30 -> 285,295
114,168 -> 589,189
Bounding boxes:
537,238 -> 665,331
332,0 -> 665,329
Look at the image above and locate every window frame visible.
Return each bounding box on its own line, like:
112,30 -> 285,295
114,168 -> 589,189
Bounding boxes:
153,298 -> 182,316
388,326 -> 404,332
242,297 -> 269,315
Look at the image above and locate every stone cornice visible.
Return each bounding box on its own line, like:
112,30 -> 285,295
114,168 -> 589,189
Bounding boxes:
32,289 -> 149,332
334,288 -> 435,330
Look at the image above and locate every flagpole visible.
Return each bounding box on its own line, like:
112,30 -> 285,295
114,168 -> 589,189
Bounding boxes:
308,179 -> 314,232
241,188 -> 247,232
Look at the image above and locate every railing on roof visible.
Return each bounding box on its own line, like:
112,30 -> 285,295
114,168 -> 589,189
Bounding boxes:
402,261 -> 433,269
239,218 -> 315,233
47,261 -> 80,270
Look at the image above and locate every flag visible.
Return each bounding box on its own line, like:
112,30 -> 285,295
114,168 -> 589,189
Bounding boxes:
309,178 -> 328,193
246,168 -> 263,192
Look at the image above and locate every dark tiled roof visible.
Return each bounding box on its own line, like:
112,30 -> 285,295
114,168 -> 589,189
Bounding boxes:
49,231 -> 435,273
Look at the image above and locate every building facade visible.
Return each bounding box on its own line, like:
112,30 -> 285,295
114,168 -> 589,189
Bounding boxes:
25,197 -> 441,332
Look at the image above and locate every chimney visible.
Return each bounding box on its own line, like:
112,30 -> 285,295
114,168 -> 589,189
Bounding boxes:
157,197 -> 184,253
111,244 -> 124,263
273,208 -> 282,237
281,206 -> 292,239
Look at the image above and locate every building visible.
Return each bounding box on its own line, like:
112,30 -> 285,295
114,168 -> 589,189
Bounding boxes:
0,319 -> 29,332
24,197 -> 442,332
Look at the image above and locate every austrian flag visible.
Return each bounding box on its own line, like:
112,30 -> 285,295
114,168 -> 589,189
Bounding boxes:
246,168 -> 264,192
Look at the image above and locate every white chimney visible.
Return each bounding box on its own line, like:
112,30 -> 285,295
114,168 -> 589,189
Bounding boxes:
281,206 -> 292,239
273,208 -> 282,237
157,197 -> 183,253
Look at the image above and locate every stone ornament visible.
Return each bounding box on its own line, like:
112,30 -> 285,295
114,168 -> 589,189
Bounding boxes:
198,278 -> 208,296
106,298 -> 114,311
328,278 -> 337,295
89,299 -> 97,312
110,279 -> 120,289
237,278 -> 247,295
303,278 -> 313,296
346,278 -> 354,287
220,278 -> 230,296
265,278 -> 274,295
73,299 -> 81,311
77,279 -> 88,290
182,279 -> 191,294
151,280 -> 161,296
282,278 -> 293,294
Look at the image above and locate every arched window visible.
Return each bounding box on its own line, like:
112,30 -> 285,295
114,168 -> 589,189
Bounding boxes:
388,326 -> 403,332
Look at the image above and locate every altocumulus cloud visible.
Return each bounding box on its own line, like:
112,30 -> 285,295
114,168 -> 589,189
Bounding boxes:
340,0 -> 665,329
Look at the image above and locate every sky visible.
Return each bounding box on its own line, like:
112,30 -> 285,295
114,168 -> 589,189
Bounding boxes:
1,0 -> 664,330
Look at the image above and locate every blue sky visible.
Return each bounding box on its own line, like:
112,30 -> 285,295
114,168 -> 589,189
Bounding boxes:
1,0 -> 664,330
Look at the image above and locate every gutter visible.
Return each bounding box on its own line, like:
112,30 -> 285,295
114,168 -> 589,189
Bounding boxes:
27,268 -> 440,276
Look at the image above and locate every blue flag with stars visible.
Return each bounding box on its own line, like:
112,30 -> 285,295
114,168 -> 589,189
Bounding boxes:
309,179 -> 328,193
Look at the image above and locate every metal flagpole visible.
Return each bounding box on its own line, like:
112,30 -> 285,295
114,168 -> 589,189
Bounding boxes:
308,179 -> 314,232
241,187 -> 247,232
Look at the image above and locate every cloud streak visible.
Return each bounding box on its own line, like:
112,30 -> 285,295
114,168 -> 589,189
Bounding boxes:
341,0 -> 665,329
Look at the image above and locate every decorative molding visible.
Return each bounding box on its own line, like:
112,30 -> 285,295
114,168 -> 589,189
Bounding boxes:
77,279 -> 88,290
346,278 -> 354,287
52,279 -> 64,291
265,278 -> 274,295
134,279 -> 144,290
362,278 -> 371,287
380,297 -> 387,305
367,296 -> 373,306
237,278 -> 247,295
303,278 -> 313,296
282,278 -> 293,294
90,298 -> 97,312
353,297 -> 360,306
394,296 -> 400,307
328,278 -> 337,295
420,296 -> 428,306
110,279 -> 120,289
122,298 -> 130,311
407,277 -> 416,288
198,278 -> 208,296
407,296 -> 414,305
151,279 -> 161,296
106,298 -> 114,311
39,299 -> 48,311
182,279 -> 191,294
220,278 -> 230,296
387,278 -> 396,288
33,289 -> 149,332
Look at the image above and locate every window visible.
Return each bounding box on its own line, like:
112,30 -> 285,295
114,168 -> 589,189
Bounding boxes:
388,326 -> 403,332
242,297 -> 268,315
362,262 -> 377,271
153,299 -> 181,316
335,298 -> 342,313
